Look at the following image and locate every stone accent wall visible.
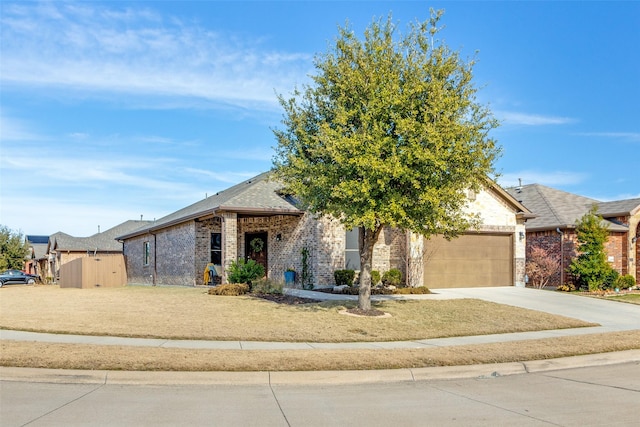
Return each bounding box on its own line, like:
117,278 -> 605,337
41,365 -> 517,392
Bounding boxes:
221,212 -> 238,283
195,217 -> 222,286
372,227 -> 407,280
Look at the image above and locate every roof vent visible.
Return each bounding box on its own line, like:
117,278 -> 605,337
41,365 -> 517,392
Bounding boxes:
516,178 -> 522,193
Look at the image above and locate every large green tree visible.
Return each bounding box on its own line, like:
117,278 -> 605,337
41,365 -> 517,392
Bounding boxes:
272,10 -> 500,310
0,225 -> 29,271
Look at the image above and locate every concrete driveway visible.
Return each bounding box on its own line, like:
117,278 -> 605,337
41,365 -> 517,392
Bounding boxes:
288,286 -> 640,332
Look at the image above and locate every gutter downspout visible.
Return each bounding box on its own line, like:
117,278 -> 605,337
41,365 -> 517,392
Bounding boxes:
153,233 -> 157,286
556,228 -> 564,285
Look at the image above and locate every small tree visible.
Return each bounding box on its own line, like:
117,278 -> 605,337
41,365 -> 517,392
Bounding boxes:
273,10 -> 499,310
569,206 -> 614,291
525,246 -> 560,289
0,225 -> 29,271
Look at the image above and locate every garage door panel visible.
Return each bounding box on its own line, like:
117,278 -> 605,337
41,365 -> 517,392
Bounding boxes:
424,234 -> 513,288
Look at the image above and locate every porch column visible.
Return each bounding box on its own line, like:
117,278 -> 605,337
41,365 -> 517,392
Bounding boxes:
221,212 -> 238,284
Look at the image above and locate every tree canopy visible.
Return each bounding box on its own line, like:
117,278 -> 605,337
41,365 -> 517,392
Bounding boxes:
0,225 -> 29,271
272,10 -> 500,310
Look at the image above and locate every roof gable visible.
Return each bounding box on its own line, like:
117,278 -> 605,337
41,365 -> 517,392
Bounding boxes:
598,198 -> 640,217
506,184 -> 629,232
48,220 -> 152,252
117,172 -> 302,240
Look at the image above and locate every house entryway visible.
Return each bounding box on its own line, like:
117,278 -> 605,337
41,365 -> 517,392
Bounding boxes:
423,233 -> 513,288
245,232 -> 268,272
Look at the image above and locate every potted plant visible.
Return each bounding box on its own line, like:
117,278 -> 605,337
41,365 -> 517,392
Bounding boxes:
284,268 -> 296,285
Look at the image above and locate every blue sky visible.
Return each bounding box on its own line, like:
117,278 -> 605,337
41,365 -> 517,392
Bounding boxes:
1,1 -> 639,237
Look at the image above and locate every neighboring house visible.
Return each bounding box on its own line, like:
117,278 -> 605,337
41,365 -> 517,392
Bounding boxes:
46,220 -> 151,282
24,235 -> 49,279
118,172 -> 531,289
506,184 -> 640,286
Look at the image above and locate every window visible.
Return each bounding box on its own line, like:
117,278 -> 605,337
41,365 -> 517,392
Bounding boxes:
143,241 -> 150,266
211,233 -> 222,265
345,228 -> 360,270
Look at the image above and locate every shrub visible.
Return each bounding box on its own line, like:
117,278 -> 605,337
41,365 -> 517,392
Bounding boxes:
602,269 -> 619,290
208,283 -> 250,296
371,270 -> 381,286
394,286 -> 431,294
615,274 -> 636,290
525,246 -> 560,289
556,283 -> 576,292
334,269 -> 355,286
251,278 -> 284,295
382,269 -> 403,287
227,259 -> 265,286
339,285 -> 360,295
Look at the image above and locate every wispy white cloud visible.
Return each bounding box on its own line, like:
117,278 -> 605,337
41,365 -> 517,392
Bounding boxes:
0,1 -> 312,111
183,168 -> 258,185
575,132 -> 640,142
498,170 -> 588,188
0,112 -> 46,141
497,111 -> 575,126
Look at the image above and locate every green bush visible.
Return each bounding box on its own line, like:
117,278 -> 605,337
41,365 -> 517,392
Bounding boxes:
382,269 -> 403,287
251,278 -> 284,295
602,269 -> 619,290
208,283 -> 250,296
371,270 -> 381,286
334,269 -> 355,286
615,274 -> 636,290
227,259 -> 265,286
394,286 -> 431,295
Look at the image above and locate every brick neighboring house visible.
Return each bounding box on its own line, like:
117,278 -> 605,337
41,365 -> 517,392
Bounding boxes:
46,220 -> 150,282
118,172 -> 532,289
24,235 -> 49,279
506,184 -> 640,286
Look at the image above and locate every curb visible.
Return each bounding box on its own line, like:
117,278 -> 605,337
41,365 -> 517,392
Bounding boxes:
2,350 -> 638,386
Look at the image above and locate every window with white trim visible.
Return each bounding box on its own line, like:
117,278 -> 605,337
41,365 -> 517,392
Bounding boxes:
345,228 -> 360,270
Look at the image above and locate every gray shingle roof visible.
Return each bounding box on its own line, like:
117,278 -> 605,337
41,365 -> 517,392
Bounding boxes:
26,235 -> 50,259
505,184 -> 630,232
49,220 -> 152,252
117,172 -> 302,240
598,198 -> 640,217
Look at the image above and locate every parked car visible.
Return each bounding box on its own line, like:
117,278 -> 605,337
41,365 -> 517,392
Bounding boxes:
0,269 -> 39,287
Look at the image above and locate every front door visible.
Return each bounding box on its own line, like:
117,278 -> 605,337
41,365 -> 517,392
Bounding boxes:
245,232 -> 268,272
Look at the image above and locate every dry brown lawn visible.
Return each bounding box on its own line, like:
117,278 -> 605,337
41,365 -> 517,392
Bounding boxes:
2,285 -> 636,372
0,285 -> 593,342
2,331 -> 639,371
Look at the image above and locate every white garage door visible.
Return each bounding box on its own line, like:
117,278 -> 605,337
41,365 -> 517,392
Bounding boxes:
423,234 -> 513,288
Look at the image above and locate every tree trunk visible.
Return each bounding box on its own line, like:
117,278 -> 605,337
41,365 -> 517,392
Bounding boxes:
358,225 -> 383,311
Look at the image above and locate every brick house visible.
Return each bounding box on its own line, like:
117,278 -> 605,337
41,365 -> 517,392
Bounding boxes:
118,172 -> 531,289
506,184 -> 640,286
24,235 -> 49,279
46,220 -> 150,283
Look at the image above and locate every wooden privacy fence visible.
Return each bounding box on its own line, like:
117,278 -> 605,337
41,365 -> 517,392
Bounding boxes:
59,255 -> 127,288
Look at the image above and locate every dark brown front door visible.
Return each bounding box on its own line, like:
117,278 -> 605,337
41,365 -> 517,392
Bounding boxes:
245,232 -> 268,272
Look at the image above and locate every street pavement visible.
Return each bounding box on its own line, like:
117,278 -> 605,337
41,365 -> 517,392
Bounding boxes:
2,360 -> 639,426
